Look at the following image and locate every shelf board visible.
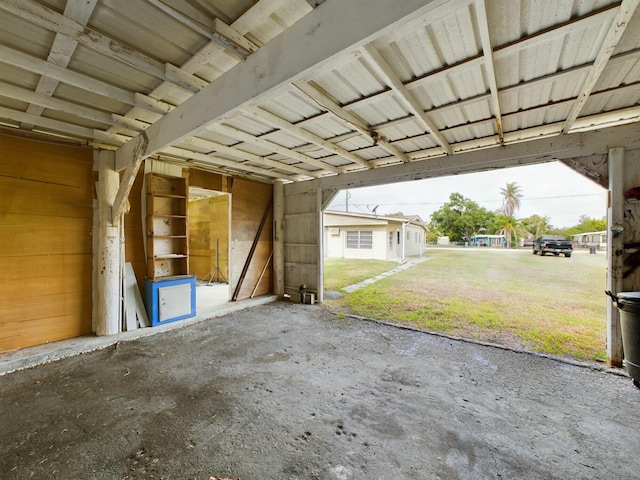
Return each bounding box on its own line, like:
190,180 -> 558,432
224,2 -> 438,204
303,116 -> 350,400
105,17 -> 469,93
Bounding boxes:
153,254 -> 188,259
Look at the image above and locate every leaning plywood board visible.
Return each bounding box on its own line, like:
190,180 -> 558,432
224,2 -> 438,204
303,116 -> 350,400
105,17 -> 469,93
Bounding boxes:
125,262 -> 150,329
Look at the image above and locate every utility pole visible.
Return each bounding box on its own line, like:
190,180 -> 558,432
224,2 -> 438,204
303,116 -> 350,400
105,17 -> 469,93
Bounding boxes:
345,189 -> 350,212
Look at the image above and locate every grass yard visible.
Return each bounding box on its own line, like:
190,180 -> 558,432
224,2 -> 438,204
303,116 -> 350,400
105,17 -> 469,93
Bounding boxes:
323,248 -> 608,362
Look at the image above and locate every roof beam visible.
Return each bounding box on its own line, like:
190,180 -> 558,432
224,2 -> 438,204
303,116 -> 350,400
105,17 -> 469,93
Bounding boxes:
243,105 -> 373,169
0,0 -> 169,81
213,123 -> 343,174
474,0 -> 504,143
0,45 -> 136,106
163,146 -> 296,181
181,136 -> 324,178
114,0 -> 450,170
562,0 -> 640,133
0,81 -> 112,126
294,80 -> 412,162
146,0 -> 256,58
22,0 -> 98,126
286,122 -> 640,195
360,44 -> 452,154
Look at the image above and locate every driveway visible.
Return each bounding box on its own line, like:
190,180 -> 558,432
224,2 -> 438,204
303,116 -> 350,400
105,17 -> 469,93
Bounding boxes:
1,302 -> 638,479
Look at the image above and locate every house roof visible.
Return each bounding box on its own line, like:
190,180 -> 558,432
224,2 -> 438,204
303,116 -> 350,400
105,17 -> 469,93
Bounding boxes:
1,0 -> 640,185
324,210 -> 427,229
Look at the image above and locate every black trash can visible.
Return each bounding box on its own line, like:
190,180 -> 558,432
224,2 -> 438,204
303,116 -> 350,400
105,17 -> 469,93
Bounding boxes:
613,292 -> 640,385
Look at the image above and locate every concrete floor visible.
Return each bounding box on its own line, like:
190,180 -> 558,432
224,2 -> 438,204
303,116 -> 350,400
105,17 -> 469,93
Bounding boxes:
1,301 -> 639,479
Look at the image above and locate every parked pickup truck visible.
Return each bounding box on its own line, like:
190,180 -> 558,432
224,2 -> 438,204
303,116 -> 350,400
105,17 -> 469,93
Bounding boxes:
533,235 -> 573,258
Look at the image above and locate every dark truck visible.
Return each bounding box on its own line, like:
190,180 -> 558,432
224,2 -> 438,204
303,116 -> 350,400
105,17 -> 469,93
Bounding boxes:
533,235 -> 573,258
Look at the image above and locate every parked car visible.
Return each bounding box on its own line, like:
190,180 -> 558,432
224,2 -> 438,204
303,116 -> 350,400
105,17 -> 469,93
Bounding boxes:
522,239 -> 534,247
533,235 -> 573,257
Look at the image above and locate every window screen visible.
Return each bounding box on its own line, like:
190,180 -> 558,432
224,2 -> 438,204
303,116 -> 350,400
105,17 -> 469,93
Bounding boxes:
346,230 -> 373,249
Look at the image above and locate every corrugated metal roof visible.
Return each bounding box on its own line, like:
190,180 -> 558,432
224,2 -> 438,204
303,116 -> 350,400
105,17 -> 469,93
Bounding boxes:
0,0 -> 639,183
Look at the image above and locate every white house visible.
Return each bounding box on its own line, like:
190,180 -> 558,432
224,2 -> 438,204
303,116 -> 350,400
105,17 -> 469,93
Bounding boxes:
323,211 -> 427,261
573,231 -> 607,249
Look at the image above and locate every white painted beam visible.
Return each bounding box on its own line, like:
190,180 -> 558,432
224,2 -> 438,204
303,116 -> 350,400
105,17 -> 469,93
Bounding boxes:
213,123 -> 343,174
360,44 -> 451,154
0,45 -> 136,106
182,136 -> 321,178
607,147 -> 625,367
294,80 -> 412,163
474,0 -> 504,143
0,0 -> 166,80
23,0 -> 98,121
0,82 -> 112,125
244,105 -> 373,169
286,123 -> 640,194
114,0 -> 453,171
562,0 -> 640,133
146,0 -> 255,58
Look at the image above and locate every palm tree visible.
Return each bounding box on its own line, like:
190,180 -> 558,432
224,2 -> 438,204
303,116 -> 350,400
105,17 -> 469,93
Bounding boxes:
519,214 -> 551,240
500,182 -> 523,217
496,214 -> 518,248
499,182 -> 523,247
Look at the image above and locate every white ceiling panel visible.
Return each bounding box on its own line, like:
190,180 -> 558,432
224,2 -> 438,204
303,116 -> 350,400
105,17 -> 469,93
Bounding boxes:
0,0 -> 638,185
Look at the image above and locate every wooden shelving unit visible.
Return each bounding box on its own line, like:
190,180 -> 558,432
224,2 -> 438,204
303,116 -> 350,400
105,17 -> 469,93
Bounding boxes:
146,173 -> 189,280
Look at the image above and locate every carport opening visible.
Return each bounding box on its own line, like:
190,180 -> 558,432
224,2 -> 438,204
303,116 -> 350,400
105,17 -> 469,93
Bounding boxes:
321,161 -> 608,363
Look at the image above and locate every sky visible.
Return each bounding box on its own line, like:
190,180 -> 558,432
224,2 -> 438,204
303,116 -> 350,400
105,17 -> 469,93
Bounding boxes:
327,161 -> 607,228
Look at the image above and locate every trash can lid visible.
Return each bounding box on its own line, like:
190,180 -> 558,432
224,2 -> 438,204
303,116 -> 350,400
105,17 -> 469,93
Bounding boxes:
617,292 -> 640,303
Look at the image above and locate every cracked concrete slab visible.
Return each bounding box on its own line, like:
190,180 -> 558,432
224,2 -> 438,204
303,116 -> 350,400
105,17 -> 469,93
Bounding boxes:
0,302 -> 637,479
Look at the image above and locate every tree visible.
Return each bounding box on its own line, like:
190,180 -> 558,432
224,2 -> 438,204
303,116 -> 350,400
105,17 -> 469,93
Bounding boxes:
500,182 -> 523,217
499,182 -> 523,247
519,214 -> 551,239
554,215 -> 607,237
429,193 -> 496,242
495,214 -> 518,247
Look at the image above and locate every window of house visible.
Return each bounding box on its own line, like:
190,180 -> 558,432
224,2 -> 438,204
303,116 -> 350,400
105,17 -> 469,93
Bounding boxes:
346,230 -> 373,249
406,230 -> 410,240
397,231 -> 400,245
389,232 -> 393,249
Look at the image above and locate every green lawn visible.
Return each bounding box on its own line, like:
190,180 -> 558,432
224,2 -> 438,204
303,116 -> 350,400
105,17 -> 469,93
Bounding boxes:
324,249 -> 607,362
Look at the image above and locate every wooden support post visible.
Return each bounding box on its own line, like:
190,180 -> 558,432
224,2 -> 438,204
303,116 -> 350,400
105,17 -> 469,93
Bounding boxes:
97,150 -> 121,336
316,187 -> 324,303
273,180 -> 285,297
607,146 -> 624,367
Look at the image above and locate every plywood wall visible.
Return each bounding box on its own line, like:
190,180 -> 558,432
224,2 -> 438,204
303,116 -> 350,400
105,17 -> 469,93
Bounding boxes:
0,134 -> 93,353
230,178 -> 273,300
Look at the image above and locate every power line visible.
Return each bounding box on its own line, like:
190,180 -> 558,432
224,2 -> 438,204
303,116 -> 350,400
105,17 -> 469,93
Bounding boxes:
330,192 -> 605,209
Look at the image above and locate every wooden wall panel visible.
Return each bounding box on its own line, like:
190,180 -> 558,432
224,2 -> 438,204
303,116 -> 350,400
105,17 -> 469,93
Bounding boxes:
0,134 -> 93,353
189,198 -> 213,280
282,188 -> 320,296
230,178 -> 273,300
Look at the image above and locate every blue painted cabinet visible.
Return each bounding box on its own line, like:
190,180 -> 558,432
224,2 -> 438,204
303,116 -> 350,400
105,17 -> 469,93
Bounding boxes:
144,276 -> 196,327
